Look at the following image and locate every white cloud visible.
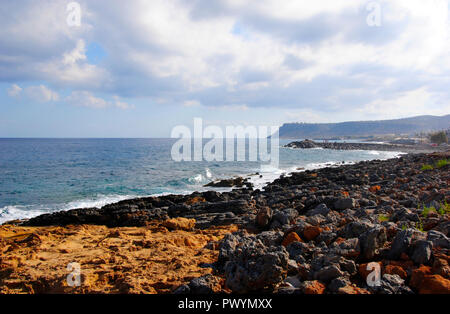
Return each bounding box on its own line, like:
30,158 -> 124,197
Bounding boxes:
25,85 -> 59,102
112,96 -> 134,109
63,39 -> 87,65
357,87 -> 448,119
66,91 -> 107,108
1,0 -> 449,120
7,84 -> 22,97
66,91 -> 133,109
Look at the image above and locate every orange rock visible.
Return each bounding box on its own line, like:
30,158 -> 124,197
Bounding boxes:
303,280 -> 326,294
185,196 -> 206,205
359,262 -> 382,281
338,285 -> 371,294
410,265 -> 432,289
161,217 -> 195,231
419,275 -> 450,294
432,253 -> 450,279
282,232 -> 302,247
369,185 -> 381,193
303,226 -> 322,241
384,265 -> 407,279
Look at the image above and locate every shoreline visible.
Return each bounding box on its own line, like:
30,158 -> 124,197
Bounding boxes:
1,151 -> 449,294
285,139 -> 448,154
0,149 -> 406,225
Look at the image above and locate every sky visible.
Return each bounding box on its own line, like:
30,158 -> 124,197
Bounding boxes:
1,0 -> 450,137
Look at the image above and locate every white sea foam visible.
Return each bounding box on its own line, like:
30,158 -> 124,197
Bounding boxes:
0,194 -> 137,224
188,173 -> 207,184
0,205 -> 49,224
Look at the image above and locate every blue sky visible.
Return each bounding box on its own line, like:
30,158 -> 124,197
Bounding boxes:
1,0 -> 449,137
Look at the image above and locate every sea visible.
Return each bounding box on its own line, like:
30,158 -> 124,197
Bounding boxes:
0,138 -> 404,223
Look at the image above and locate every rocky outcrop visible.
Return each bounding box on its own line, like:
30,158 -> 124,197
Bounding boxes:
285,140 -> 442,153
3,151 -> 449,294
204,177 -> 253,188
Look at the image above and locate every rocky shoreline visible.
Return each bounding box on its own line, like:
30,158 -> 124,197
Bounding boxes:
1,151 -> 449,294
285,139 -> 447,153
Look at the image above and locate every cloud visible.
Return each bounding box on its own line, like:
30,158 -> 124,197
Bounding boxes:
183,100 -> 201,107
0,0 -> 449,120
66,91 -> 133,109
7,84 -> 59,102
25,85 -> 59,102
7,84 -> 22,97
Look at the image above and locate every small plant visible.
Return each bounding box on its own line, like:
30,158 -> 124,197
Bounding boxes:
421,164 -> 433,171
421,204 -> 436,217
401,224 -> 407,231
438,201 -> 450,215
421,159 -> 449,171
416,220 -> 424,232
378,214 -> 389,222
422,202 -> 449,217
436,159 -> 449,169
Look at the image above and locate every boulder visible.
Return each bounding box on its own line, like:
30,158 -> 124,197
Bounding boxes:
306,203 -> 330,217
282,232 -> 302,247
409,265 -> 432,289
410,240 -> 433,265
303,226 -> 323,241
188,275 -> 222,294
427,230 -> 450,249
388,228 -> 423,260
255,207 -> 272,228
419,275 -> 450,294
334,198 -> 357,210
161,217 -> 195,231
359,225 -> 387,260
300,280 -> 326,294
314,265 -> 344,283
371,274 -> 413,294
223,235 -> 289,293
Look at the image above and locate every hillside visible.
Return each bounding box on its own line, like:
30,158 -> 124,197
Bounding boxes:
278,114 -> 450,139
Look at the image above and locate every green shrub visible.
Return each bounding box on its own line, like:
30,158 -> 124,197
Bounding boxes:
421,164 -> 434,171
378,214 -> 389,222
416,220 -> 424,232
421,205 -> 436,217
438,201 -> 450,215
436,159 -> 449,168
